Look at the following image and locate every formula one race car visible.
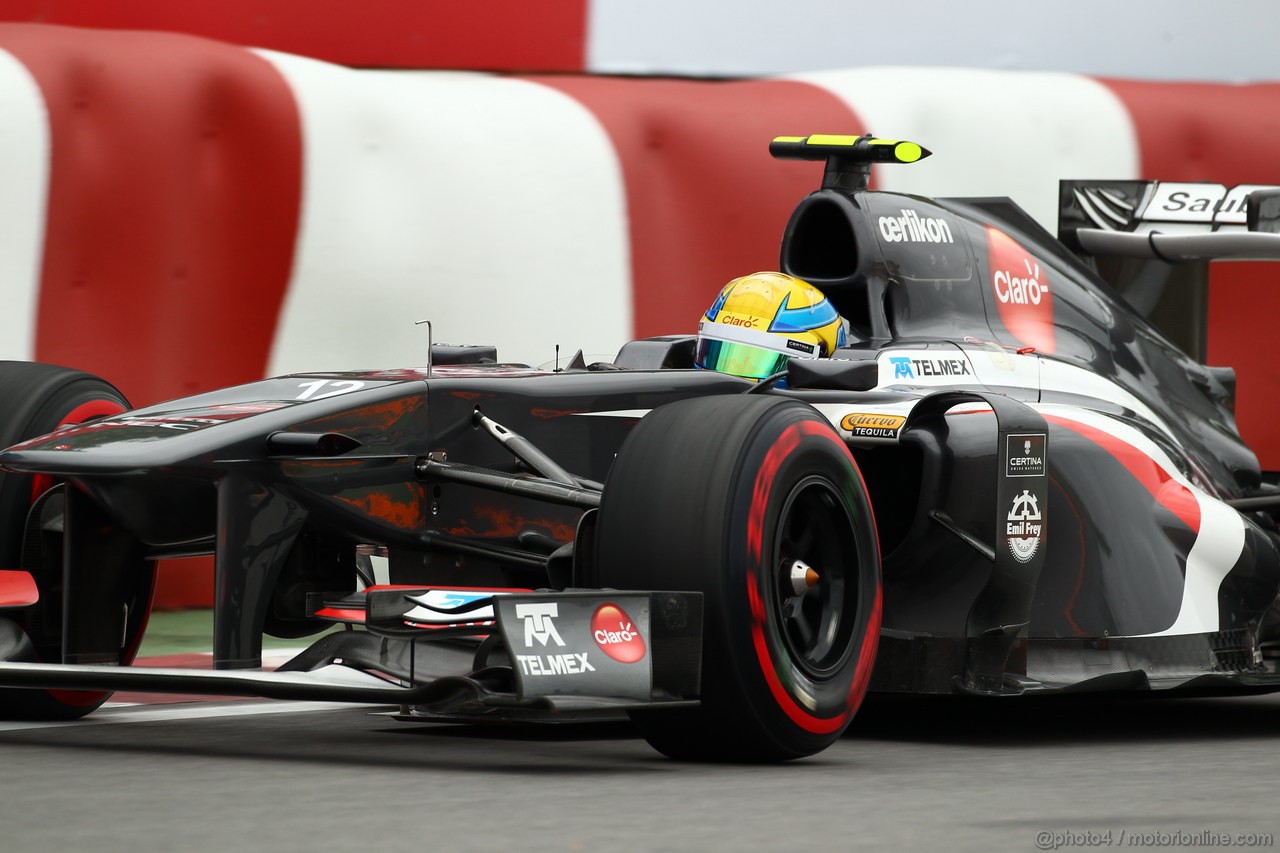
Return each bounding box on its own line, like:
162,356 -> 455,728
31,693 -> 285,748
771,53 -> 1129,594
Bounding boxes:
1,135 -> 1280,762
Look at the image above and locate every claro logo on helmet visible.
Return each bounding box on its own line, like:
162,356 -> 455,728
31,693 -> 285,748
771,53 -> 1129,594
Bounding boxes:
878,209 -> 955,244
718,313 -> 760,328
591,603 -> 646,664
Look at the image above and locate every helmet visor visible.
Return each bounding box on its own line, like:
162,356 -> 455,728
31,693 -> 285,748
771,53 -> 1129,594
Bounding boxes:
694,338 -> 794,380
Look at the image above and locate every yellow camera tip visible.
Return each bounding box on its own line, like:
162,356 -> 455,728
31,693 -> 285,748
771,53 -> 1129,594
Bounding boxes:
894,141 -> 923,163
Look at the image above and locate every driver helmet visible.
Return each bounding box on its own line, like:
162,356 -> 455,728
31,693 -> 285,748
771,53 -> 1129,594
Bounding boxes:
695,272 -> 846,380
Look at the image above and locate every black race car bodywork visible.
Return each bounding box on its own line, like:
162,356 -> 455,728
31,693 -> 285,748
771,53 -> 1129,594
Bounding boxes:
1,136 -> 1279,760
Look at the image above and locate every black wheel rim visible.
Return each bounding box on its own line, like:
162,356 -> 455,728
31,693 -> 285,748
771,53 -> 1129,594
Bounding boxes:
772,475 -> 860,679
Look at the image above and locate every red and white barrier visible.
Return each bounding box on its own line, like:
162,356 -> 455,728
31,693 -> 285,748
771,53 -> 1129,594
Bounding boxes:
2,23 -> 1280,607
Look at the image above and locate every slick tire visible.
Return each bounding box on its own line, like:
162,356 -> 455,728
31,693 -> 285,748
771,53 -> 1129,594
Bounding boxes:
0,362 -> 155,719
594,395 -> 882,762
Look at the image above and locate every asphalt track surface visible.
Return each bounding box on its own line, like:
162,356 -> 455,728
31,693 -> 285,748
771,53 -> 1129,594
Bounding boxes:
1,691 -> 1279,852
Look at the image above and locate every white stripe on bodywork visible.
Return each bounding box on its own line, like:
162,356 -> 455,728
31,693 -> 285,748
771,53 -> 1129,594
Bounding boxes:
0,50 -> 48,361
1039,405 -> 1245,637
254,51 -> 633,374
1033,359 -> 1190,448
574,409 -> 651,419
790,68 -> 1139,230
865,347 -> 1180,443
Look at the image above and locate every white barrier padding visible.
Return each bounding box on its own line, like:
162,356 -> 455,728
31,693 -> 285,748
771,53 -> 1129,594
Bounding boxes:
257,51 -> 634,373
0,48 -> 47,361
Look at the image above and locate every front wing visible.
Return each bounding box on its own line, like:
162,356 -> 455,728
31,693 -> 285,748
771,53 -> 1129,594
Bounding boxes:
0,589 -> 703,718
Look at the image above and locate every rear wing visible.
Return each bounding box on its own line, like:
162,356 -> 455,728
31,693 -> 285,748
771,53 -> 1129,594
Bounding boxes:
1059,180 -> 1280,261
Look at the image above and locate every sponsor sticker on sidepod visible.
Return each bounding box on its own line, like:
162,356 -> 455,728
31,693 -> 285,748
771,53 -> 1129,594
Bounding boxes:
1006,433 -> 1046,478
840,412 -> 907,440
1006,489 -> 1043,564
878,351 -> 976,387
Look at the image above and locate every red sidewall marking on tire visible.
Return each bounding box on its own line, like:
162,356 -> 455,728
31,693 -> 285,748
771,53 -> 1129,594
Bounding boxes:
747,427 -> 800,562
744,419 -> 881,735
29,399 -> 125,503
847,585 -> 882,715
748,613 -> 847,735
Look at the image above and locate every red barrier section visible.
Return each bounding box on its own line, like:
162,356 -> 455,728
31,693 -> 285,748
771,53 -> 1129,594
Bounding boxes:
1,25 -> 305,609
1,1 -> 589,71
1,25 -> 303,408
529,78 -> 865,337
1103,79 -> 1280,468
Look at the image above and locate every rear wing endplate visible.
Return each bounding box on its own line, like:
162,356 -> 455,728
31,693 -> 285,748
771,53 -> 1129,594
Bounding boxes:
1060,180 -> 1280,261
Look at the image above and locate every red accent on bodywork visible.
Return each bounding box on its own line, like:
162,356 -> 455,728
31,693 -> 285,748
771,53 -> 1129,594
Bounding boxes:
530,408 -> 587,420
302,395 -> 424,433
1045,414 -> 1201,534
335,486 -> 426,531
526,76 -> 866,340
985,226 -> 1056,354
314,607 -> 366,623
445,507 -> 577,542
0,571 -> 39,607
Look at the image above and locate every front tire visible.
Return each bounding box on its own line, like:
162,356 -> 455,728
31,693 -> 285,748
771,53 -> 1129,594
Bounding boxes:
0,362 -> 155,719
595,395 -> 882,761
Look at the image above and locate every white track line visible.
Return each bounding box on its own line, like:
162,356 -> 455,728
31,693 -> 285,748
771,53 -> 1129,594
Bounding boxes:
0,700 -> 377,733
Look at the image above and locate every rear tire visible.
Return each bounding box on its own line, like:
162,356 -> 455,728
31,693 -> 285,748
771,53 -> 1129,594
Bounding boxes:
0,362 -> 155,719
595,396 -> 882,761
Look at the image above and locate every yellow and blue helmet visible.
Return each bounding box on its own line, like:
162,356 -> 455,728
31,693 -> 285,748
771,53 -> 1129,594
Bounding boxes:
695,272 -> 846,380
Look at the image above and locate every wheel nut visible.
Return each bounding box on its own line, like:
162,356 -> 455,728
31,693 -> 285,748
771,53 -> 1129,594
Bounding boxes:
789,560 -> 819,595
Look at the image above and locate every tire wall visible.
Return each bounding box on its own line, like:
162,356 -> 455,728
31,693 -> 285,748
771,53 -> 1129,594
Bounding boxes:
0,23 -> 1277,606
